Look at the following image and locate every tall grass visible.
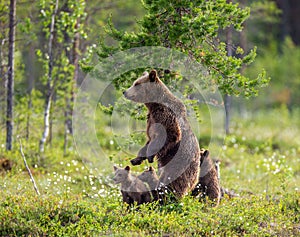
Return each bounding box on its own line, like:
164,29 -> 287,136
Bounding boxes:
0,108 -> 299,236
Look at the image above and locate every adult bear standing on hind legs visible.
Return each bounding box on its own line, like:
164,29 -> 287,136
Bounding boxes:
123,70 -> 201,199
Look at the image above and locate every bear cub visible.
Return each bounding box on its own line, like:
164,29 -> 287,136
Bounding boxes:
113,165 -> 151,205
137,166 -> 159,201
191,150 -> 221,205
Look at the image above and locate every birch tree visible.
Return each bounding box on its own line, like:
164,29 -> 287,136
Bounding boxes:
60,0 -> 86,155
0,2 -> 9,126
39,0 -> 59,153
224,0 -> 233,135
38,0 -> 86,153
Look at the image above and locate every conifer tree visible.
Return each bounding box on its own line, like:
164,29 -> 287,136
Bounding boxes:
98,0 -> 269,97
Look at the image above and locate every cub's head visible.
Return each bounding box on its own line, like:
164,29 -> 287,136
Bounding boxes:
113,165 -> 130,184
200,149 -> 210,166
123,70 -> 164,103
138,166 -> 158,183
200,149 -> 217,178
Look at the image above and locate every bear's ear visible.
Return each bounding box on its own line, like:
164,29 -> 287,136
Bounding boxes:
125,166 -> 131,171
200,155 -> 204,166
149,70 -> 158,82
200,150 -> 209,165
203,150 -> 209,158
113,165 -> 118,171
149,166 -> 154,171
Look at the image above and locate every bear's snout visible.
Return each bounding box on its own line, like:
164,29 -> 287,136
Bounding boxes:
123,90 -> 129,98
112,176 -> 120,184
123,91 -> 128,98
123,90 -> 134,100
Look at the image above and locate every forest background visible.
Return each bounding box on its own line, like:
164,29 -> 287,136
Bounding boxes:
0,0 -> 299,236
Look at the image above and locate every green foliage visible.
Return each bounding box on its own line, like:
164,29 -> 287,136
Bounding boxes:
96,0 -> 269,97
1,108 -> 300,236
37,0 -> 86,87
0,1 -> 299,234
80,0 -> 145,72
245,38 -> 300,108
248,0 -> 281,47
0,187 -> 299,236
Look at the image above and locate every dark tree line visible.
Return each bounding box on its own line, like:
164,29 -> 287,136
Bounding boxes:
1,0 -> 300,152
276,0 -> 300,46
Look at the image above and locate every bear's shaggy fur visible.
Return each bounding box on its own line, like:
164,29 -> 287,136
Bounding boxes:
113,165 -> 151,205
124,70 -> 201,199
191,150 -> 221,205
138,166 -> 159,201
0,158 -> 13,172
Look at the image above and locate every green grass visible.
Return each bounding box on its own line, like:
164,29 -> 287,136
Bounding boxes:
0,193 -> 299,236
0,108 -> 299,236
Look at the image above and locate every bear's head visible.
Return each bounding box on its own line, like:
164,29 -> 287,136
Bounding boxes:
138,166 -> 159,183
113,165 -> 130,184
123,70 -> 167,103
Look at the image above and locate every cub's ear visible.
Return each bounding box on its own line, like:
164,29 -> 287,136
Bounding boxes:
149,70 -> 158,82
149,166 -> 154,172
203,150 -> 209,157
200,150 -> 209,166
113,165 -> 118,171
125,166 -> 131,171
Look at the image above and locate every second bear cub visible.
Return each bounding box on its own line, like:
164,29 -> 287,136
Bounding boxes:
191,150 -> 221,205
113,165 -> 151,205
138,166 -> 159,201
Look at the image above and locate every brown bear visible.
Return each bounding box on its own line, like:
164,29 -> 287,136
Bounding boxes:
124,70 -> 201,199
113,165 -> 151,205
191,150 -> 221,205
137,166 -> 159,201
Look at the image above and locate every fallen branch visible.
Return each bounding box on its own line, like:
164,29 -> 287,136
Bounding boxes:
18,136 -> 40,196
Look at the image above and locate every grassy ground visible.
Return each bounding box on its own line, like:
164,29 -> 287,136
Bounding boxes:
0,108 -> 299,236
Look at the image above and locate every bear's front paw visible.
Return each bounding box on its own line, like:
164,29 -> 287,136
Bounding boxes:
147,155 -> 155,163
130,157 -> 144,166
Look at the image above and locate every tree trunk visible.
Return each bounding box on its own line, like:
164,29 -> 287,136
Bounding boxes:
66,17 -> 80,136
63,17 -> 80,152
26,92 -> 32,141
276,0 -> 300,46
0,39 -> 6,126
25,45 -> 35,141
39,0 -> 59,153
224,94 -> 231,135
49,92 -> 55,147
69,18 -> 80,134
237,0 -> 247,118
63,97 -> 69,156
276,0 -> 291,47
224,0 -> 233,135
6,0 -> 16,151
289,0 -> 300,45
